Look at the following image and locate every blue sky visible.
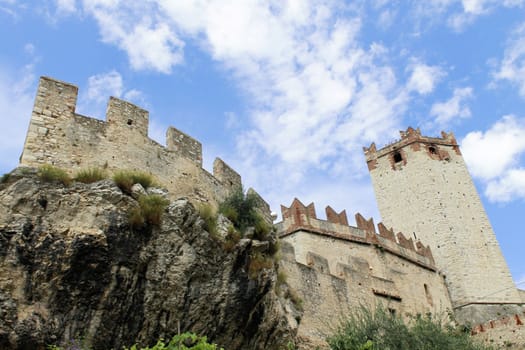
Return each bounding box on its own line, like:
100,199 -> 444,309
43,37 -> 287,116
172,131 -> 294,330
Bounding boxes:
0,1 -> 524,286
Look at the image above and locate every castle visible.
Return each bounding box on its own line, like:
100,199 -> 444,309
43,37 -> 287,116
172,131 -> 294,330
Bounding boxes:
20,76 -> 270,219
19,77 -> 525,346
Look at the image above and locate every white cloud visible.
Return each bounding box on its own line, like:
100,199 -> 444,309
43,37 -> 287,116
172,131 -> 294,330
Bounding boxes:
0,64 -> 36,173
407,61 -> 445,95
39,1 -> 416,210
81,1 -> 184,73
55,0 -> 77,14
429,87 -> 473,126
86,70 -> 123,104
79,70 -> 144,118
412,0 -> 523,31
493,23 -> 525,97
462,115 -> 525,202
485,168 -> 525,201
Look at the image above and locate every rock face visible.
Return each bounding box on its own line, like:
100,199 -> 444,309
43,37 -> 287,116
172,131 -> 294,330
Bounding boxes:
0,168 -> 295,350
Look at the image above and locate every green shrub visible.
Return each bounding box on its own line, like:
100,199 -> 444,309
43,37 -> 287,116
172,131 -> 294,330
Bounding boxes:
129,207 -> 146,228
139,194 -> 170,226
218,187 -> 266,235
74,168 -> 107,183
199,204 -> 218,237
47,338 -> 91,350
129,194 -> 170,228
125,332 -> 223,350
327,306 -> 493,350
113,170 -> 154,193
1,173 -> 10,184
39,165 -> 71,186
253,214 -> 271,241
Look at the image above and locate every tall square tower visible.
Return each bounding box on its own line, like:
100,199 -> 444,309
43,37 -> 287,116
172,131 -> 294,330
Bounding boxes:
364,127 -> 521,323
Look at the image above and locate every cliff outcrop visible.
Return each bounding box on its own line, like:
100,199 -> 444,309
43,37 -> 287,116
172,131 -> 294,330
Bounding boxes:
0,168 -> 295,350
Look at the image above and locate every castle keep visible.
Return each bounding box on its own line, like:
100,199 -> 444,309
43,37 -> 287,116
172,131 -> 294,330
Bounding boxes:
364,127 -> 522,323
20,77 -> 254,209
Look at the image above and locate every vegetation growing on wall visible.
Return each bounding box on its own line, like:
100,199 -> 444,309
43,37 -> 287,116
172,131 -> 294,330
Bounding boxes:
327,306 -> 493,350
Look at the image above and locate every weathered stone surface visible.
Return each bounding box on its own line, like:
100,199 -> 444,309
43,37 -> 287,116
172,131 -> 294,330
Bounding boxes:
130,183 -> 146,199
0,169 -> 296,350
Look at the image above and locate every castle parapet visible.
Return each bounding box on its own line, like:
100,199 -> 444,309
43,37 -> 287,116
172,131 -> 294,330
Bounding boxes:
106,97 -> 149,138
277,198 -> 436,270
166,127 -> 202,165
213,158 -> 242,191
20,76 -> 253,210
364,126 -> 461,171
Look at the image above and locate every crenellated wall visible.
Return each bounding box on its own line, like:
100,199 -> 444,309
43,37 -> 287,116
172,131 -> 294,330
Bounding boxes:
277,198 -> 436,270
277,199 -> 452,347
19,76 -> 258,208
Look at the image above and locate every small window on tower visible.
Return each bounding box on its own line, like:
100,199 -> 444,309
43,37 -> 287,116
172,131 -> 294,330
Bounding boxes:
393,151 -> 403,163
429,146 -> 437,154
127,119 -> 133,126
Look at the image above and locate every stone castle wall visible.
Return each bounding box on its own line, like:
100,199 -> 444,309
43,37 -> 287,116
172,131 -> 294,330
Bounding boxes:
276,199 -> 452,346
20,76 -> 259,209
364,127 -> 521,324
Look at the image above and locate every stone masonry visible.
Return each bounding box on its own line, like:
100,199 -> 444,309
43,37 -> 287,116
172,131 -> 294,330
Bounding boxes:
364,127 -> 523,324
20,76 -> 266,211
276,199 -> 452,346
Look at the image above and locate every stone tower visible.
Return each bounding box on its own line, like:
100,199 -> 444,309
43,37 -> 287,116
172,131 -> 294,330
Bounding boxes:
364,127 -> 522,323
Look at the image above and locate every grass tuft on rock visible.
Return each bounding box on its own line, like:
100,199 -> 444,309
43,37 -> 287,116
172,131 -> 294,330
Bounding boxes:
129,194 -> 170,229
248,251 -> 274,279
38,165 -> 71,186
74,168 -> 107,184
199,204 -> 218,237
113,170 -> 154,193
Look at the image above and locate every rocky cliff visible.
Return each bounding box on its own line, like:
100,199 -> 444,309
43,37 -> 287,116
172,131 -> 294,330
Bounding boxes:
0,168 -> 297,350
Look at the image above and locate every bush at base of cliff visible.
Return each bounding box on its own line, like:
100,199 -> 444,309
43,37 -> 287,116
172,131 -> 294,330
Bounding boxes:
327,306 -> 494,350
125,332 -> 224,350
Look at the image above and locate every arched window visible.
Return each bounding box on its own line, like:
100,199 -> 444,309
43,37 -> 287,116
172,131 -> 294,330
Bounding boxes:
393,151 -> 403,163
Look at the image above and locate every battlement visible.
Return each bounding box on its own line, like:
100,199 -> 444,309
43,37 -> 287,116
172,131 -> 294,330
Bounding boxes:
363,126 -> 461,171
279,208 -> 453,344
276,198 -> 436,270
19,76 -> 250,207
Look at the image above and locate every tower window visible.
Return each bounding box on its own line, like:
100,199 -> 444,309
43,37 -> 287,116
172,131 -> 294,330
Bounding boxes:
127,119 -> 133,125
393,152 -> 403,163
428,146 -> 437,154
424,284 -> 433,306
